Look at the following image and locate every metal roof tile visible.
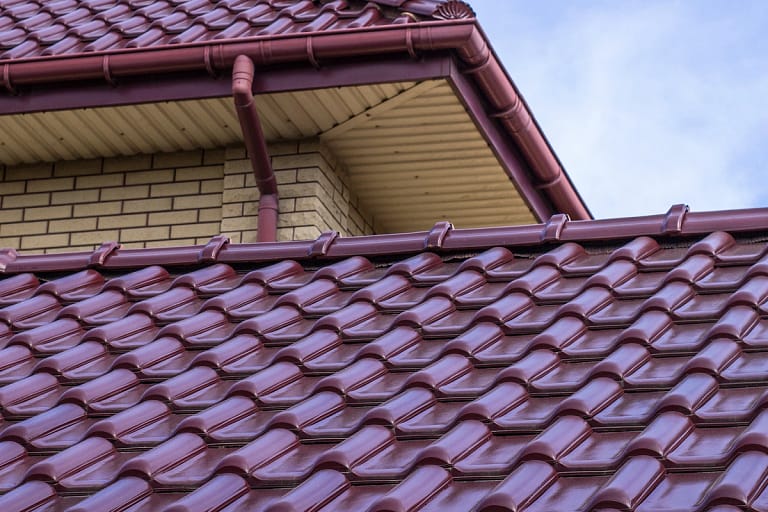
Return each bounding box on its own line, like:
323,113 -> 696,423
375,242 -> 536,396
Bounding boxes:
0,273 -> 38,306
0,480 -> 58,511
0,344 -> 35,384
59,367 -> 144,413
7,318 -> 84,355
0,0 -> 453,61
3,223 -> 768,507
33,339 -> 111,382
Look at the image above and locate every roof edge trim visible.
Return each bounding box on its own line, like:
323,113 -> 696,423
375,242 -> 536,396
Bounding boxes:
3,205 -> 768,274
0,21 -> 588,220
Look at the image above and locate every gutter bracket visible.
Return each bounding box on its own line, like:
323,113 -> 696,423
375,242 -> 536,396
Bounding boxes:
306,37 -> 321,69
204,46 -> 220,78
541,214 -> 569,242
102,55 -> 117,87
2,63 -> 16,95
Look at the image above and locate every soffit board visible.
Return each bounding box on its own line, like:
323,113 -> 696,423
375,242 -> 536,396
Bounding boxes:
0,82 -> 413,164
0,78 -> 535,231
321,79 -> 536,231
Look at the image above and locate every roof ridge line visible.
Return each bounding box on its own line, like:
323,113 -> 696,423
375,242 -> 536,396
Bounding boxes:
3,205 -> 768,274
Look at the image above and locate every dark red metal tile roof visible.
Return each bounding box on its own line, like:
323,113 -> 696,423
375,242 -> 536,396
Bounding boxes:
3,206 -> 768,510
0,0 -> 459,60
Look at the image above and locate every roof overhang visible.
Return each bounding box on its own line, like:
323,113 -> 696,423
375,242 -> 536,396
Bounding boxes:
0,20 -> 591,222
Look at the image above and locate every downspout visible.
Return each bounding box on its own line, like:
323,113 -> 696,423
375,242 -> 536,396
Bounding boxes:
231,55 -> 278,243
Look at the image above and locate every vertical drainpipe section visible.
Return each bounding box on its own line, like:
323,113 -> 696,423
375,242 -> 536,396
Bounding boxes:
232,55 -> 279,243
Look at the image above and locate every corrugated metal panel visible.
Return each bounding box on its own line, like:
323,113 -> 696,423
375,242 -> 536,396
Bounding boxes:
322,80 -> 537,232
0,83 -> 413,165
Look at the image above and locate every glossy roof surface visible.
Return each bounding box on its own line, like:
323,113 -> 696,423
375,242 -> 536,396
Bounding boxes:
0,0 -> 461,61
2,208 -> 768,510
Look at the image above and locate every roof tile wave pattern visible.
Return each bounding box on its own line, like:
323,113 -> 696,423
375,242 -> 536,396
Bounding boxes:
2,231 -> 768,510
0,0 -> 452,60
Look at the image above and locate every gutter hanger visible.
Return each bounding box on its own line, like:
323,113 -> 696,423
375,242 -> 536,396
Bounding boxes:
0,21 -> 590,220
232,55 -> 278,243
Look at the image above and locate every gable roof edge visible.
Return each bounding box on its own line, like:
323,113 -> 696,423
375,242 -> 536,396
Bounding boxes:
0,20 -> 588,221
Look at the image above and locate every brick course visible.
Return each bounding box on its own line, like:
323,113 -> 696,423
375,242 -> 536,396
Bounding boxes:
0,150 -> 223,253
0,140 -> 373,253
220,139 -> 374,243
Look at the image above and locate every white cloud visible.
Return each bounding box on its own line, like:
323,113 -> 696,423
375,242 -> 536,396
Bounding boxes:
470,1 -> 768,218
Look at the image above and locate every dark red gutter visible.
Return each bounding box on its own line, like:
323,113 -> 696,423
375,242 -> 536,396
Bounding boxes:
232,55 -> 279,243
0,21 -> 589,220
4,205 -> 768,274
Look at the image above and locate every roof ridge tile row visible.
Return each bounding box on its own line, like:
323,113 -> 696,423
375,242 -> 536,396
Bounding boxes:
5,205 -> 768,275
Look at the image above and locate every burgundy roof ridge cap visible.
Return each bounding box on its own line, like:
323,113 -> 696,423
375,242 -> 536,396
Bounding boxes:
4,205 -> 768,274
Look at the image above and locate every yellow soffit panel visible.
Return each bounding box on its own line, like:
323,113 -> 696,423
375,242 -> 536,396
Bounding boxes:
321,80 -> 536,232
0,79 -> 536,231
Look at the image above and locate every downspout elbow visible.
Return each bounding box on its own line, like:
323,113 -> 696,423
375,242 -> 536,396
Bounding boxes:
232,58 -> 255,107
232,55 -> 279,242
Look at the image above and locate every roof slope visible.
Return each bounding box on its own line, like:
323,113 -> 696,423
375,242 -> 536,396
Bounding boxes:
0,0 -> 460,60
1,208 -> 768,510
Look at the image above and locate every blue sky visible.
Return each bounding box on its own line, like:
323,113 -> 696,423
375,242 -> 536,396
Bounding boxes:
469,1 -> 768,218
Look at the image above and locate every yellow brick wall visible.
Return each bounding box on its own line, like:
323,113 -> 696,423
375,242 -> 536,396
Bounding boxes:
0,149 -> 225,253
221,140 -> 374,243
0,140 -> 374,253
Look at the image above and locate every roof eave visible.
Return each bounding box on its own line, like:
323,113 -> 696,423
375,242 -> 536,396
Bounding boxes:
4,204 -> 768,275
0,20 -> 590,221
